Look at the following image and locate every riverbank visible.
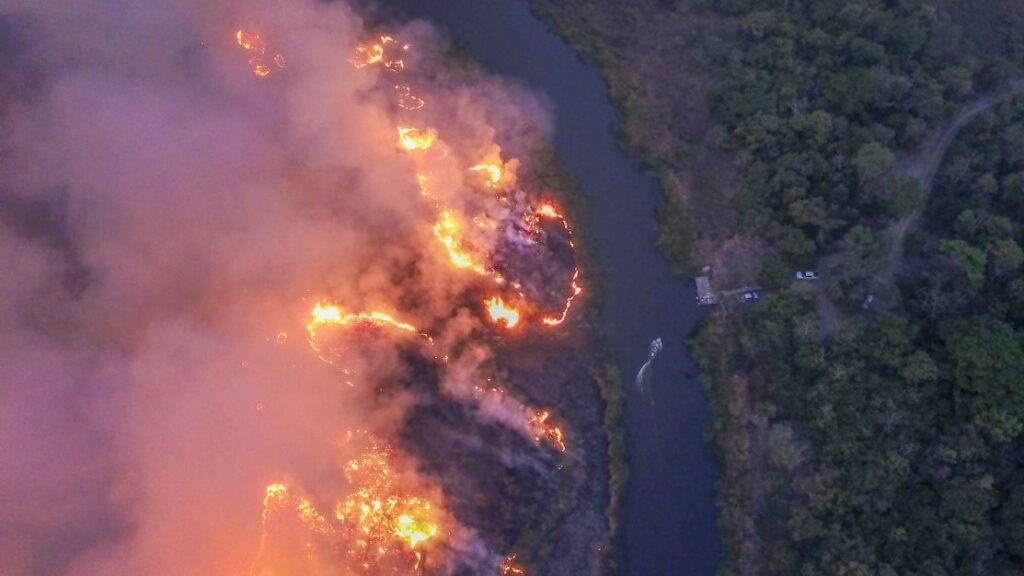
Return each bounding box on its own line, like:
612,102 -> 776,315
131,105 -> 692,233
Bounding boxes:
530,0 -> 738,276
538,1 -> 1024,574
375,2 -> 722,573
523,146 -> 628,570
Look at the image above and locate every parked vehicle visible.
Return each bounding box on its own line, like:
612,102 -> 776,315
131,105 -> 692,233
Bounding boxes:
738,291 -> 760,303
795,270 -> 819,280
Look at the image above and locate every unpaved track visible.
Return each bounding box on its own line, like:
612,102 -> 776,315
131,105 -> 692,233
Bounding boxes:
878,77 -> 1024,290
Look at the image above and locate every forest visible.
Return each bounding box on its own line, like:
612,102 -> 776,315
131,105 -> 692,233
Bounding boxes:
698,99 -> 1024,573
540,0 -> 1024,574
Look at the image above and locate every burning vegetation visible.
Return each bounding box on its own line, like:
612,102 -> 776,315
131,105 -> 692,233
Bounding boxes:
228,19 -> 595,573
235,29 -> 286,77
250,434 -> 441,575
0,1 -> 611,573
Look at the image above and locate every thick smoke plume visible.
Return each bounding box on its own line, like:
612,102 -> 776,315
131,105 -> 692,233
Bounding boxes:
0,1 -> 578,574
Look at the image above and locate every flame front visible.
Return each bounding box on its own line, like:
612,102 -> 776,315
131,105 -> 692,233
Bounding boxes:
485,297 -> 521,329
306,300 -> 426,371
307,301 -> 418,336
241,23 -> 585,574
535,203 -> 584,327
542,268 -> 583,327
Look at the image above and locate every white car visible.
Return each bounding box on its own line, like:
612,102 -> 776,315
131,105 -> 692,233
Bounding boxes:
738,291 -> 760,303
795,270 -> 819,280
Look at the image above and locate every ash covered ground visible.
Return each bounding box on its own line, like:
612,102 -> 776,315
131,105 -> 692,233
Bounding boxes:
0,1 -> 615,574
397,292 -> 612,575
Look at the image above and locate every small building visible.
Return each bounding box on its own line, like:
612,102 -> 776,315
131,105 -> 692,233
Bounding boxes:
695,276 -> 717,306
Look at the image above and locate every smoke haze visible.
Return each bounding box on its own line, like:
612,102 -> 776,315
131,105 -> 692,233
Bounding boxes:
0,0 -> 574,574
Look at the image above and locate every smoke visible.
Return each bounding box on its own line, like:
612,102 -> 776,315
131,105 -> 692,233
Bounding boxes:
0,0 -> 568,574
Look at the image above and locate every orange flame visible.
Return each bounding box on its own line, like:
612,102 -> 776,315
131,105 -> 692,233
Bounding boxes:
249,437 -> 440,574
349,35 -> 409,71
433,210 -> 488,274
249,483 -> 334,575
469,163 -> 503,187
535,202 -> 584,327
306,300 -> 424,366
416,174 -> 432,198
307,301 -> 418,336
535,203 -> 561,219
541,268 -> 583,327
397,127 -> 437,151
528,409 -> 566,452
485,297 -> 520,329
395,85 -> 425,110
336,438 -> 440,554
235,29 -> 286,78
350,42 -> 383,68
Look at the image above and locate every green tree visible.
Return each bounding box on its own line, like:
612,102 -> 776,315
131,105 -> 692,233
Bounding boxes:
939,239 -> 987,289
854,141 -> 895,183
989,239 -> 1024,276
943,316 -> 1024,442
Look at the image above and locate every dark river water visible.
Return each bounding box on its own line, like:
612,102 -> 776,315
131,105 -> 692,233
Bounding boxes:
380,1 -> 721,573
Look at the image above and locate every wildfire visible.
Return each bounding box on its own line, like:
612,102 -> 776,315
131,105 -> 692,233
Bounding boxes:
249,483 -> 334,574
433,210 -> 488,274
234,29 -> 286,77
528,409 -> 566,452
469,163 -> 503,187
541,268 -> 583,327
349,35 -> 409,71
235,18 -> 586,576
397,127 -> 437,151
306,300 -> 427,368
535,203 -> 561,219
416,174 -> 432,198
502,553 -> 527,575
485,297 -> 521,329
249,437 -> 441,575
336,436 -> 440,566
350,42 -> 382,68
395,85 -> 425,110
307,301 -> 419,336
534,202 -> 584,327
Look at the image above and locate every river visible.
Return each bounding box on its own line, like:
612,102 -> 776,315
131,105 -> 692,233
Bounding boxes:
379,1 -> 721,573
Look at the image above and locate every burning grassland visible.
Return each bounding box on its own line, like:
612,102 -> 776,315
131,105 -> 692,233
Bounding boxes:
0,1 -> 611,574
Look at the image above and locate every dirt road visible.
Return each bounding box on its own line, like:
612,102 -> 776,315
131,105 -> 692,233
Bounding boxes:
877,77 -> 1024,291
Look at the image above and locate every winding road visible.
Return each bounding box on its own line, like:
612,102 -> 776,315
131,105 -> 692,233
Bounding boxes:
879,77 -> 1024,289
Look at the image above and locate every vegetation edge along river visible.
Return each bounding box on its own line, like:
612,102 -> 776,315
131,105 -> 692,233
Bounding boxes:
537,1 -> 1024,575
377,1 -> 725,573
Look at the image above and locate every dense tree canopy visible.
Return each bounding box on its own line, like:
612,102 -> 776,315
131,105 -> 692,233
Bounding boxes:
538,1 -> 1024,574
698,97 -> 1024,576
